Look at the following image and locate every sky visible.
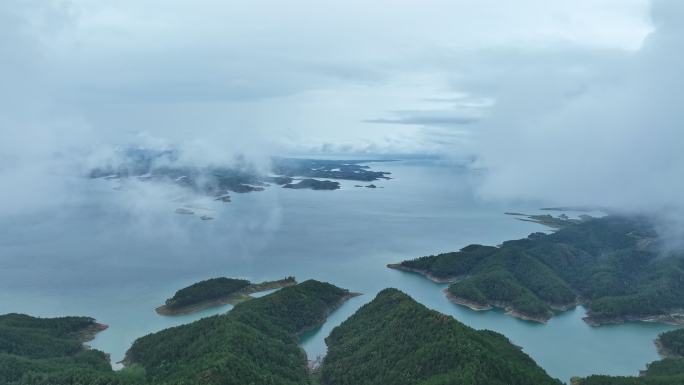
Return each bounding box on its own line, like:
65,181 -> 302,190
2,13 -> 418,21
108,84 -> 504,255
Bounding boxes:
1,0 -> 682,215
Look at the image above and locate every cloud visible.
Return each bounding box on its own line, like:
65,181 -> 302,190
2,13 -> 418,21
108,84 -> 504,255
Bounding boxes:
0,0 -> 659,216
467,0 -> 684,243
364,112 -> 480,127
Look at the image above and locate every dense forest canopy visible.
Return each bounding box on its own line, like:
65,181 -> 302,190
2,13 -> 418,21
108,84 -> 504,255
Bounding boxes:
0,313 -> 131,385
164,277 -> 251,308
320,288 -> 562,385
658,329 -> 684,357
398,215 -> 684,323
0,280 -> 352,385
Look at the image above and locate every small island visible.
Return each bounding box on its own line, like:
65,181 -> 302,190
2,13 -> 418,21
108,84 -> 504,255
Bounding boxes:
155,276 -> 297,316
282,178 -> 341,190
90,151 -> 393,199
390,215 -> 684,325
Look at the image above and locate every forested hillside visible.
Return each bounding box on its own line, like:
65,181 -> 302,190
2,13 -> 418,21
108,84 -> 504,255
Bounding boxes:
0,280 -> 352,385
658,329 -> 684,358
127,280 -> 353,385
0,313 -> 138,385
320,288 -> 562,385
395,215 -> 684,324
164,277 -> 250,309
575,358 -> 684,384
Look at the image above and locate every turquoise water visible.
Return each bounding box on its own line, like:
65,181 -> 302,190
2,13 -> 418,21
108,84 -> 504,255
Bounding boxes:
0,159 -> 675,382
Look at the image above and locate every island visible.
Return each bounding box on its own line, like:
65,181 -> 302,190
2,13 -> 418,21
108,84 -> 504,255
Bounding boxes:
390,215 -> 684,325
89,149 -> 393,200
155,276 -> 297,315
282,178 -> 340,190
319,288 -> 562,385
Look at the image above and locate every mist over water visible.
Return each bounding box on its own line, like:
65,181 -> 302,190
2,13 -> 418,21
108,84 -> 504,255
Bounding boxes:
0,160 -> 673,383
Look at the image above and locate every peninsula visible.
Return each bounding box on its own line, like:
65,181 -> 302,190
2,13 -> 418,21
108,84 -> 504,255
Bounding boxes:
390,215 -> 684,325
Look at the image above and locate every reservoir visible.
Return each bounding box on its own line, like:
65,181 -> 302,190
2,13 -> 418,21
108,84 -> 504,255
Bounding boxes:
0,159 -> 674,383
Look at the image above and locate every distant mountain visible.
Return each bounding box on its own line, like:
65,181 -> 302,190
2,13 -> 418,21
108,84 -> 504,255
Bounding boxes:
89,149 -> 392,196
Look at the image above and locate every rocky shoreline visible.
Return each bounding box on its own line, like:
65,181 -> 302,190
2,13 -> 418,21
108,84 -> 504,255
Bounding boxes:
443,288 -> 551,324
78,322 -> 109,343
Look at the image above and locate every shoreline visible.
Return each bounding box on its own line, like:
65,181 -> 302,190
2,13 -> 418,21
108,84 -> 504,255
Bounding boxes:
156,277 -> 298,316
296,291 -> 362,337
583,311 -> 684,327
443,288 -> 550,324
444,289 -> 550,324
387,263 -> 458,283
79,322 -> 109,343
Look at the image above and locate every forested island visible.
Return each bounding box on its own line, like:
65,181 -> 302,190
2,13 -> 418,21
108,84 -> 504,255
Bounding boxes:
390,215 -> 684,325
156,276 -> 296,315
319,288 -> 562,385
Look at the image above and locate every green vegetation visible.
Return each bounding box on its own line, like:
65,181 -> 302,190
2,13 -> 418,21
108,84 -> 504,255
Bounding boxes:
396,215 -> 684,324
126,280 -> 353,385
157,276 -> 297,315
320,288 -> 561,385
164,277 -> 251,308
657,329 -> 684,357
573,328 -> 684,384
0,313 -> 143,385
575,358 -> 684,385
1,280 -> 352,385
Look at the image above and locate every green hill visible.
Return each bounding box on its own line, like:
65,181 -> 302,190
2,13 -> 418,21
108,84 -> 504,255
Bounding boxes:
126,280 -> 354,385
657,328 -> 684,358
0,313 -> 136,385
320,288 -> 562,385
394,215 -> 684,324
0,280 -> 354,385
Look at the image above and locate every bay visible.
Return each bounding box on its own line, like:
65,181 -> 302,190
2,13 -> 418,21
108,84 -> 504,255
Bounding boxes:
0,159 -> 674,383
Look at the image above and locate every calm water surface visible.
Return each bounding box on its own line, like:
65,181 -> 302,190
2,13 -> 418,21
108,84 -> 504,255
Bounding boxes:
0,160 -> 675,383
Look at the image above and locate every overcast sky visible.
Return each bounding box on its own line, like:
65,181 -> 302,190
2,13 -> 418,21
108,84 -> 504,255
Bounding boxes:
2,0 -> 682,214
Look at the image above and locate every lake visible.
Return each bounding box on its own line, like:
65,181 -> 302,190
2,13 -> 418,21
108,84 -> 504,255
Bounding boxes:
0,159 -> 674,383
